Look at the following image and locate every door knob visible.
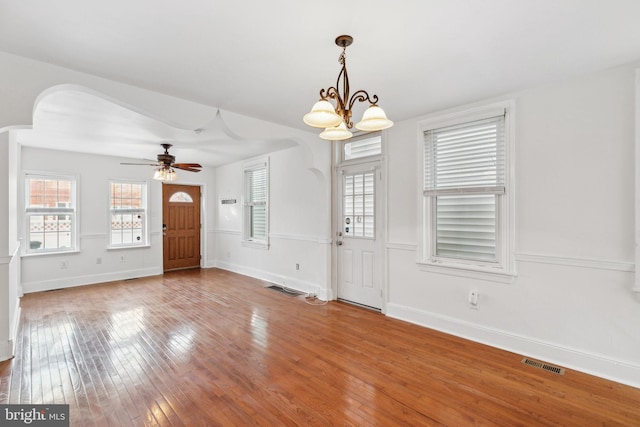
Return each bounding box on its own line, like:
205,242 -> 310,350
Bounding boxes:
336,240 -> 343,246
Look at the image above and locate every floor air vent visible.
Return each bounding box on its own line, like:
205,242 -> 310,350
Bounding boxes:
265,285 -> 304,297
521,357 -> 565,375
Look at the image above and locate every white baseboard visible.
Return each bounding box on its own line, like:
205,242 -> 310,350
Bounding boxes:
386,302 -> 640,389
213,260 -> 331,300
22,267 -> 163,294
0,300 -> 18,361
6,301 -> 21,359
0,340 -> 12,362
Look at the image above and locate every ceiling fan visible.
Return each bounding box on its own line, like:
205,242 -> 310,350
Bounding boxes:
121,143 -> 202,181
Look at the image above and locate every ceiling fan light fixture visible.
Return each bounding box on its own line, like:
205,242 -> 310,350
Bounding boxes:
153,167 -> 178,181
355,105 -> 394,132
319,121 -> 353,141
165,168 -> 177,182
153,167 -> 167,181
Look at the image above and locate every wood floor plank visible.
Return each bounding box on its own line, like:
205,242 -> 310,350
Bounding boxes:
1,268 -> 639,426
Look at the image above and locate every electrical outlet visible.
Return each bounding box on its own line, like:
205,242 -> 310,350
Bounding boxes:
468,290 -> 480,309
96,257 -> 102,265
119,255 -> 125,263
60,261 -> 68,269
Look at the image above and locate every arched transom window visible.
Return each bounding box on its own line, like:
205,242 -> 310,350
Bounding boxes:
169,191 -> 193,203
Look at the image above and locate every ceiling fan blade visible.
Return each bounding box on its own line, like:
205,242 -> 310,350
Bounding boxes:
173,165 -> 202,172
172,163 -> 202,168
173,163 -> 202,171
120,162 -> 160,166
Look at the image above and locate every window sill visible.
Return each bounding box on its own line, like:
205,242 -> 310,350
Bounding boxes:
241,240 -> 269,250
417,259 -> 516,284
107,245 -> 151,251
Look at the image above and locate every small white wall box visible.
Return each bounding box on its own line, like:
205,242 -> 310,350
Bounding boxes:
468,290 -> 480,309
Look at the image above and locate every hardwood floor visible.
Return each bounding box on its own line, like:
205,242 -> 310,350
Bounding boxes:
1,268 -> 639,426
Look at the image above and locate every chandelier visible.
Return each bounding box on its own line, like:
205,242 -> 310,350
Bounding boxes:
303,35 -> 393,140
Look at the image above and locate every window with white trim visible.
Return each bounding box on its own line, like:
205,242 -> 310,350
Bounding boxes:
243,158 -> 269,248
420,102 -> 514,278
109,180 -> 148,247
25,173 -> 77,254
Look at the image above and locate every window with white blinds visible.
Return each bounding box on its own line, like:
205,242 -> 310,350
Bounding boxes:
243,158 -> 269,247
424,115 -> 505,263
424,116 -> 505,194
343,134 -> 382,161
434,194 -> 496,261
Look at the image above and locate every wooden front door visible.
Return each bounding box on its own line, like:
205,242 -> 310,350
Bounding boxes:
162,184 -> 201,271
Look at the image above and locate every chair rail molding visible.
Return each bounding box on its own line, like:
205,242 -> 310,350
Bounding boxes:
515,252 -> 634,273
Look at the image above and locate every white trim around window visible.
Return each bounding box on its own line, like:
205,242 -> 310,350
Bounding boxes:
23,171 -> 79,255
417,100 -> 516,283
108,179 -> 149,249
242,156 -> 269,249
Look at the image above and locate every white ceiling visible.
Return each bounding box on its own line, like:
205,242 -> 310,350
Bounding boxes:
20,87 -> 299,166
2,0 -> 640,165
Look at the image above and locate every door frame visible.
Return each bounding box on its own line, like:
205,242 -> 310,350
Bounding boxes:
161,182 -> 206,271
331,134 -> 388,313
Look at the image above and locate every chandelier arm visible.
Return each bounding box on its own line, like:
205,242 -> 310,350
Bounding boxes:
320,86 -> 349,123
347,90 -> 379,113
319,88 -> 327,99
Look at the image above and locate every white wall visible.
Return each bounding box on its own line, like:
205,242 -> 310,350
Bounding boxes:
385,64 -> 640,387
214,144 -> 332,298
20,146 -> 216,292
